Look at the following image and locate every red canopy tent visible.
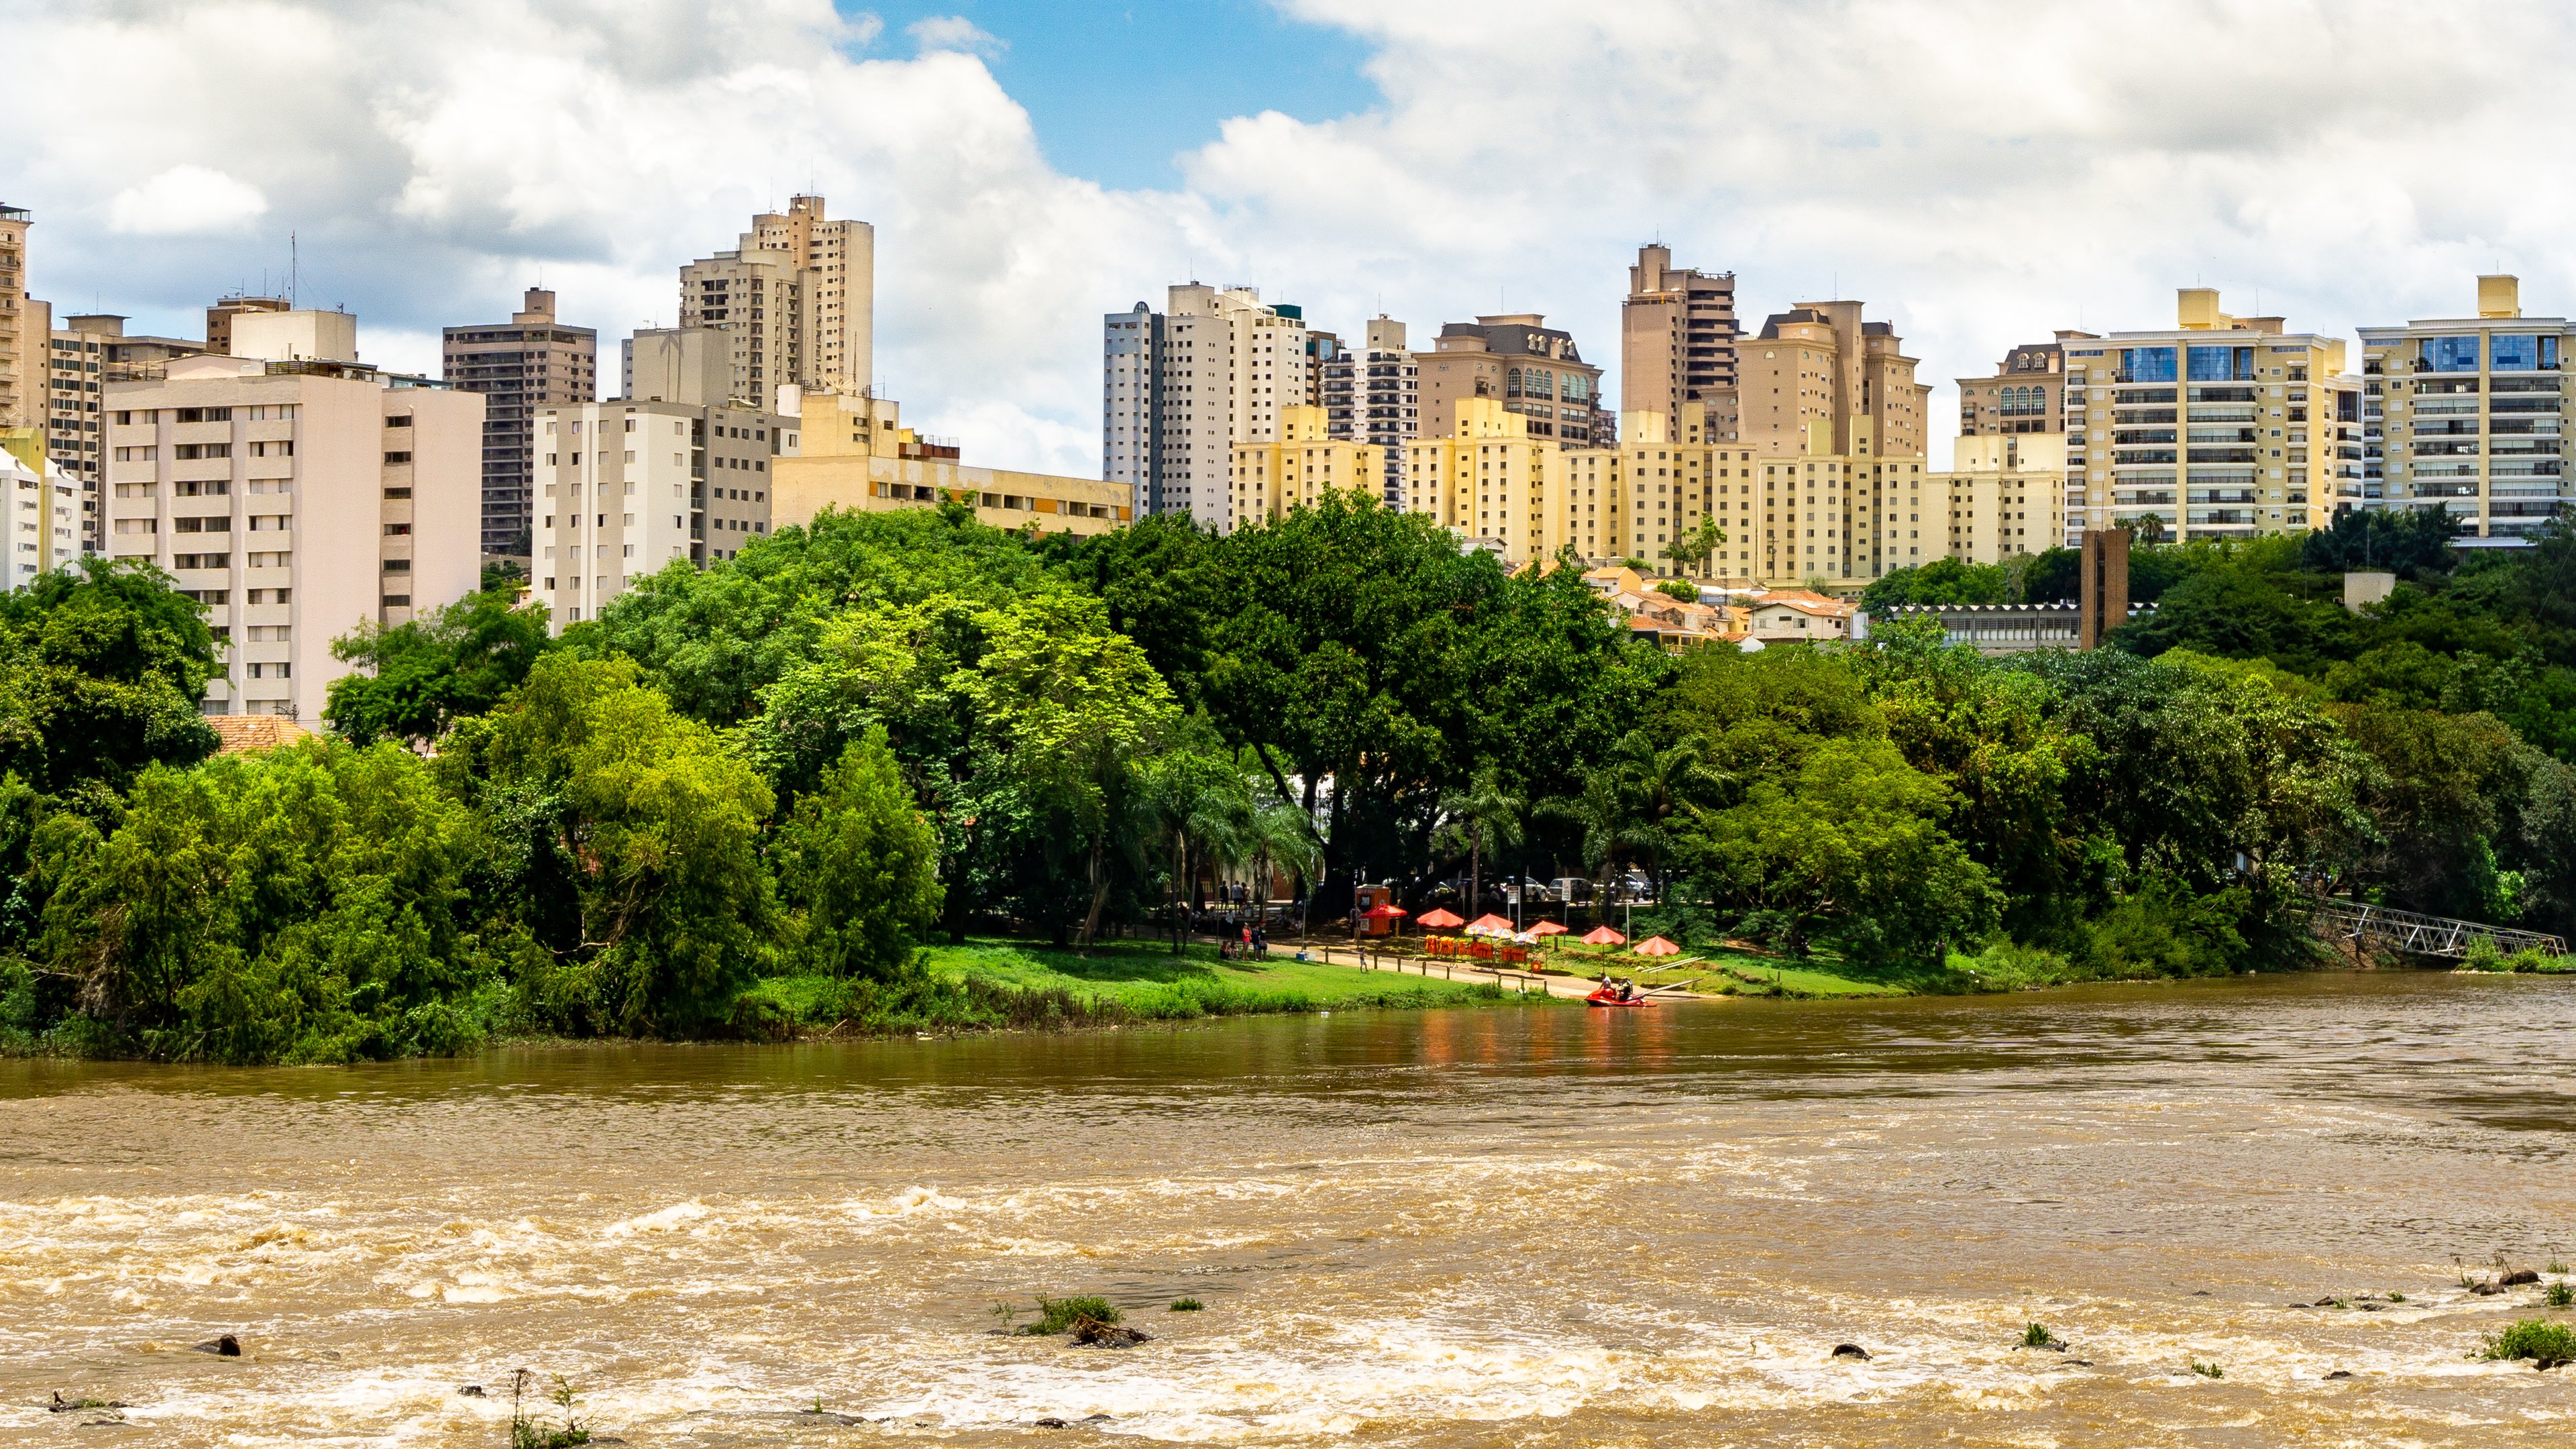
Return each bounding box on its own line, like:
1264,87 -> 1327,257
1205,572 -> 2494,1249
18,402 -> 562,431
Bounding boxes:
1462,913 -> 1517,936
1580,925 -> 1627,946
1633,935 -> 1682,957
1362,903 -> 1408,920
1415,907 -> 1466,930
1527,920 -> 1570,937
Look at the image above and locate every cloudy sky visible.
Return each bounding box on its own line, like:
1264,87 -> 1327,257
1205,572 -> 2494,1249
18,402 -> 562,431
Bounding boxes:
5,0 -> 2572,472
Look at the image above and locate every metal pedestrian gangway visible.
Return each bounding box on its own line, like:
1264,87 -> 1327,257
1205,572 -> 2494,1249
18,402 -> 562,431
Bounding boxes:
2310,899 -> 2566,961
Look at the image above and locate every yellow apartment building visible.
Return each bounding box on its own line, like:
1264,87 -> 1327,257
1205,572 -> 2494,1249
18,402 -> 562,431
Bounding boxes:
771,390 -> 1132,538
1228,405 -> 1382,529
1934,433 -> 2069,563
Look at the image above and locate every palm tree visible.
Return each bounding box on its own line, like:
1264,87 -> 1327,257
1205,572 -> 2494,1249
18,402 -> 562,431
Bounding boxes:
1142,753 -> 1254,952
1607,731 -> 1727,901
1435,767 -> 1523,917
1239,798 -> 1321,933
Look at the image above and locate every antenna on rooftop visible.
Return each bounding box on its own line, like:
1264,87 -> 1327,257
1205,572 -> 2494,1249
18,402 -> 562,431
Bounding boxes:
290,233 -> 299,307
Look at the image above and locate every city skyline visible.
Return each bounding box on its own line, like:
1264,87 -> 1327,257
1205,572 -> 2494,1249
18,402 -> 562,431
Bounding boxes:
3,2 -> 2575,477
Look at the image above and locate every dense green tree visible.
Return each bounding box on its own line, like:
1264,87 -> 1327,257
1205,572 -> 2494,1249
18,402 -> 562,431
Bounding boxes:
324,583 -> 555,746
2300,505 -> 2461,578
440,655 -> 777,1032
0,556 -> 221,814
580,506 -> 1059,725
34,741 -> 490,1062
1677,736 -> 2000,961
776,727 -> 943,979
1435,766 -> 1524,914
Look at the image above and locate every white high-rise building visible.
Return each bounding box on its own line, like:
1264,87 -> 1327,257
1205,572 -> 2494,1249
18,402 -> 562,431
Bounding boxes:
1318,315 -> 1417,506
1104,284 -> 1308,531
3,435 -> 81,589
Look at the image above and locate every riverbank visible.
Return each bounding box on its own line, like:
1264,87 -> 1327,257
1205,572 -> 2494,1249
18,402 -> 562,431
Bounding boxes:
727,936 -> 1555,1039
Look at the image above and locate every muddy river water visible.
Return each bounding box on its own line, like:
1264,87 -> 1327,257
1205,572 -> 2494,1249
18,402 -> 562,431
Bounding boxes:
5,973 -> 2575,1446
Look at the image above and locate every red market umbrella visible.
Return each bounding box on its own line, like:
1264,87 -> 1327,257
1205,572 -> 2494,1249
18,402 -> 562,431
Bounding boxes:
1361,903 -> 1409,920
1526,920 -> 1570,937
1633,935 -> 1682,957
1415,907 -> 1465,930
1580,925 -> 1628,946
1463,913 -> 1517,936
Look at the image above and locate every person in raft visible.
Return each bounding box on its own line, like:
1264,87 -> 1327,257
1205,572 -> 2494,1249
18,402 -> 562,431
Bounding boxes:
1616,979 -> 1638,1002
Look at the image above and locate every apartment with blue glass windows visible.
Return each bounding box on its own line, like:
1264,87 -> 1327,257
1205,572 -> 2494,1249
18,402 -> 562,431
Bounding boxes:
2357,275 -> 2569,539
2057,289 -> 2360,542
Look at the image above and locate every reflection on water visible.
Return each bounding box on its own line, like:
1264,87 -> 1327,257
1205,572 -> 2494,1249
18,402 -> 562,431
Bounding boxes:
3,973 -> 2575,1445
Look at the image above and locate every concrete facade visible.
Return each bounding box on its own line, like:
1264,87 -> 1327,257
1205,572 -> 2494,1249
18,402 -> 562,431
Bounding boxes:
1,430 -> 82,589
780,390 -> 1129,542
531,397 -> 796,629
1738,301 -> 1933,463
1103,284 -> 1307,530
1414,315 -> 1605,451
103,354 -> 484,719
1622,244 -> 1738,438
1230,405 -> 1383,529
444,288 -> 598,558
2357,275 -> 2571,538
2061,290 -> 2359,542
1935,433 -> 2069,564
678,196 -> 873,405
0,205 -> 33,433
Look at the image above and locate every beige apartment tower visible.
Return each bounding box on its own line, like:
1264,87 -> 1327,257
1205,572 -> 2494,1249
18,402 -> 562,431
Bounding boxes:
1413,315 -> 1605,451
444,288 -> 598,556
1738,301 -> 1933,462
103,354 -> 483,718
2357,275 -> 2565,539
0,205 -> 35,432
678,196 -> 873,407
1623,245 -> 1738,437
2061,290 -> 2358,542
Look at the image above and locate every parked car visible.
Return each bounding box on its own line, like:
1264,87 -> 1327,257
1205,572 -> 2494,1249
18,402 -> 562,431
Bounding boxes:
1552,876 -> 1596,906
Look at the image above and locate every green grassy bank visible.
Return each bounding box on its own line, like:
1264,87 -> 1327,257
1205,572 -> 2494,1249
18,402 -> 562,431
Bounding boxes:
728,936 -> 1546,1038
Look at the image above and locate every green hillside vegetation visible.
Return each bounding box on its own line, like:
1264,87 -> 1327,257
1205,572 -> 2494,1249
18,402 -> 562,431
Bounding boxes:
3,499 -> 2573,1063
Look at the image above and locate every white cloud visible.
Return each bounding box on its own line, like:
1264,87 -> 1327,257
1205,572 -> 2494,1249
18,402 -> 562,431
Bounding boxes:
7,0 -> 2576,475
908,15 -> 1004,56
107,165 -> 270,236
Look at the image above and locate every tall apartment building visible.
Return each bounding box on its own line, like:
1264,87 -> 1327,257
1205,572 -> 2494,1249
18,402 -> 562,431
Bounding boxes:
2061,290 -> 2355,542
443,288 -> 597,558
1955,333 -> 2096,439
1305,329 -> 1342,409
1622,245 -> 1739,437
531,397 -> 796,629
103,351 -> 483,718
2358,274 -> 2566,539
0,205 -> 35,432
1230,405 -> 1381,529
3,430 -> 81,588
1414,315 -> 1605,449
1315,316 -> 1417,506
1738,301 -> 1933,461
1103,284 -> 1309,529
677,196 -> 873,406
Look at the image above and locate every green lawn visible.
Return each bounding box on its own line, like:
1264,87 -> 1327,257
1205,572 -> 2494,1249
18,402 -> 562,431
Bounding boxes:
731,936 -> 1544,1038
920,937 -> 1527,1012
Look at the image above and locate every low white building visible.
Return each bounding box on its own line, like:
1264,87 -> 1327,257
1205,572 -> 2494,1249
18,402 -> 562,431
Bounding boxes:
3,435 -> 83,588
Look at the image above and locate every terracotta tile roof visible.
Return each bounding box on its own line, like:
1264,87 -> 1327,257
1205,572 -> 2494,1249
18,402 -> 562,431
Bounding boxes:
206,715 -> 315,754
